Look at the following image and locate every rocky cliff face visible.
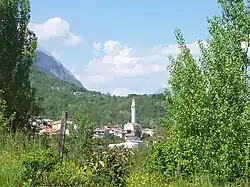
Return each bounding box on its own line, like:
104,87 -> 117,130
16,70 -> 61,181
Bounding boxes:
35,46 -> 83,88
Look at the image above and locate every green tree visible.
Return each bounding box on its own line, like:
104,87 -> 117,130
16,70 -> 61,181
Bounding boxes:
66,113 -> 96,162
150,0 -> 250,183
0,0 -> 38,133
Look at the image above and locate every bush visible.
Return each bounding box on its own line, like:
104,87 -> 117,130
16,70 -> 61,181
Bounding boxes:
49,161 -> 93,186
20,148 -> 58,186
91,148 -> 133,187
20,148 -> 94,186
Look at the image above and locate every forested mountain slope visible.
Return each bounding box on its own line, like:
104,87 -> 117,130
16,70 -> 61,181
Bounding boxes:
30,70 -> 166,127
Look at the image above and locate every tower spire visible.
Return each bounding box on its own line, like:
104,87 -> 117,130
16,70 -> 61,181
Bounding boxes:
131,97 -> 136,123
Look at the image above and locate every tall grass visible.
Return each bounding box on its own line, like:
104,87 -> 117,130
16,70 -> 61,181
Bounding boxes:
0,133 -> 245,186
0,133 -> 55,186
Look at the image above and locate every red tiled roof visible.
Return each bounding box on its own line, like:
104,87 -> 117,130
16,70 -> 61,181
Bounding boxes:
40,125 -> 58,134
95,125 -> 122,132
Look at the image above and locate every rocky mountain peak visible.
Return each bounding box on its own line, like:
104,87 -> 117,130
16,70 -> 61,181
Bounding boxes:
34,47 -> 84,88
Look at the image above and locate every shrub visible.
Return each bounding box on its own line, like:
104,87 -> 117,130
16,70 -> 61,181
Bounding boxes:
20,148 -> 94,186
91,148 -> 133,187
49,161 -> 93,186
20,148 -> 58,186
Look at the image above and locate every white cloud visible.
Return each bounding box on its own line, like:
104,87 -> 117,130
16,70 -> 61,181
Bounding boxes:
80,40 -> 202,95
84,75 -> 112,88
29,17 -> 83,45
93,42 -> 102,51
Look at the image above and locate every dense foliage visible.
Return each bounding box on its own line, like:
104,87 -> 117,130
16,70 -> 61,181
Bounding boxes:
30,70 -> 166,127
149,0 -> 250,184
0,0 -> 40,133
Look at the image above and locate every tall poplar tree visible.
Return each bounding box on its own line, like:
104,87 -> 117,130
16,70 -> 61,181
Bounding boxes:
0,0 -> 39,133
150,0 -> 250,182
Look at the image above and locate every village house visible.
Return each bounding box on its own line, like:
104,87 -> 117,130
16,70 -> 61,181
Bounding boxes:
142,128 -> 155,136
124,132 -> 140,141
38,119 -> 70,135
107,126 -> 123,138
93,125 -> 123,139
93,126 -> 109,138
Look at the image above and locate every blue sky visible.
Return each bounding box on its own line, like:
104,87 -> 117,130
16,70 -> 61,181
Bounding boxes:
29,0 -> 220,95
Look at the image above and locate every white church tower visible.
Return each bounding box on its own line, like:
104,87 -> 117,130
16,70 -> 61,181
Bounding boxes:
131,97 -> 136,123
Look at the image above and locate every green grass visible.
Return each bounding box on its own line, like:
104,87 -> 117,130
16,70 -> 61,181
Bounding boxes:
0,134 -> 246,187
0,135 -> 23,186
0,134 -> 50,187
0,149 -> 24,186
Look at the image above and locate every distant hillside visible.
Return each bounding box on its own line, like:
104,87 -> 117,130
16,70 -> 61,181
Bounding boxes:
35,46 -> 84,88
30,70 -> 166,127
